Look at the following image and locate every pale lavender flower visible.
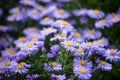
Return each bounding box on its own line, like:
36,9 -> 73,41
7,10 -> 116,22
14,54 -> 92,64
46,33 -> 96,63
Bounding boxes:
95,18 -> 113,29
39,17 -> 54,25
83,29 -> 101,40
87,9 -> 105,19
40,27 -> 57,36
53,9 -> 70,19
80,16 -> 89,24
73,58 -> 93,68
93,37 -> 109,47
97,60 -> 112,71
72,8 -> 88,16
19,0 -> 36,6
27,9 -> 42,20
7,13 -> 24,22
26,74 -> 39,80
61,39 -> 75,52
73,66 -> 92,80
1,48 -> 17,58
51,74 -> 66,80
104,49 -> 120,62
20,41 -> 38,56
11,62 -> 30,74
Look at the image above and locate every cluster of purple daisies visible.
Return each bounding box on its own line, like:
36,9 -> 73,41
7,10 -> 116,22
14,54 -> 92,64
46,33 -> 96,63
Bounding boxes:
0,0 -> 120,80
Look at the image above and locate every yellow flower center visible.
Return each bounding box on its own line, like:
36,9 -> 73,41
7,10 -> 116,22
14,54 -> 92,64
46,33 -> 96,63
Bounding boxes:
2,38 -> 7,43
109,50 -> 115,56
66,41 -> 72,47
61,20 -> 69,26
80,68 -> 87,74
75,42 -> 81,46
113,17 -> 118,22
44,17 -> 50,21
100,61 -> 106,66
29,28 -> 35,32
77,48 -> 83,53
15,7 -> 20,10
87,42 -> 93,46
89,30 -> 95,35
4,62 -> 11,66
51,62 -> 57,67
33,10 -> 38,14
33,33 -> 39,37
26,44 -> 33,48
17,64 -> 24,70
59,9 -> 64,14
46,28 -> 51,32
98,39 -> 103,44
94,9 -> 100,14
75,33 -> 81,38
7,48 -> 15,54
12,13 -> 18,17
25,0 -> 30,2
57,35 -> 62,39
18,37 -> 27,42
112,13 -> 117,17
80,61 -> 86,66
39,6 -> 44,9
31,38 -> 38,42
20,62 -> 26,65
100,19 -> 106,23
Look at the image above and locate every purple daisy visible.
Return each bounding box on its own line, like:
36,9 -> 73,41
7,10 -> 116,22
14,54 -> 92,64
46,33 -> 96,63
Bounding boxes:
51,74 -> 66,80
104,49 -> 120,62
87,9 -> 105,19
53,9 -> 70,19
39,17 -> 54,25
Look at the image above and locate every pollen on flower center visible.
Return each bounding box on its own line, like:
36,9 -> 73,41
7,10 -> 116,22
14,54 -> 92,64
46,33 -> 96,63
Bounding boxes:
2,38 -> 7,43
29,28 -> 35,32
77,48 -> 83,53
20,62 -> 26,65
75,33 -> 81,38
109,50 -> 115,55
51,62 -> 57,67
17,64 -> 24,70
75,42 -> 80,46
87,42 -> 93,46
33,10 -> 38,14
46,28 -> 51,32
13,13 -> 18,17
80,68 -> 87,74
7,48 -> 15,54
44,17 -> 50,21
94,9 -> 100,14
66,41 -> 72,47
39,5 -> 44,9
100,61 -> 106,66
31,38 -> 38,42
4,62 -> 11,66
59,9 -> 64,14
80,61 -> 86,66
113,17 -> 118,22
61,20 -> 68,26
89,30 -> 95,35
25,0 -> 30,2
100,19 -> 106,23
26,44 -> 33,48
98,39 -> 103,44
19,37 -> 27,42
15,7 -> 20,10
